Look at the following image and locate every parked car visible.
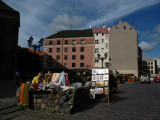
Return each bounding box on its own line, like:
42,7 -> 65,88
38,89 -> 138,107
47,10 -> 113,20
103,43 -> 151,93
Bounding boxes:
140,75 -> 150,84
150,77 -> 154,82
154,75 -> 160,82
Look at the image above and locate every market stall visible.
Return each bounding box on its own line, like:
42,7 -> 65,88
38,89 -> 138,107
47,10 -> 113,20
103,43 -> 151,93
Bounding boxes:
18,71 -> 90,114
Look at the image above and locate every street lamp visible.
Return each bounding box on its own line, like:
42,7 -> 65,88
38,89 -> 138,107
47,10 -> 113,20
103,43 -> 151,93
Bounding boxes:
28,36 -> 44,54
27,36 -> 44,75
97,53 -> 108,68
105,62 -> 110,67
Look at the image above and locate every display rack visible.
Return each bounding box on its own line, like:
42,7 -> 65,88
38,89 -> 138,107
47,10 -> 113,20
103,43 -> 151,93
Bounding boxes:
90,68 -> 110,106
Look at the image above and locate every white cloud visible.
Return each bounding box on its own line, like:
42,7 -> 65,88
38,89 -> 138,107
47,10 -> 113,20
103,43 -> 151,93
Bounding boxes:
48,14 -> 86,33
139,41 -> 156,51
4,0 -> 160,47
87,0 -> 160,26
150,24 -> 160,41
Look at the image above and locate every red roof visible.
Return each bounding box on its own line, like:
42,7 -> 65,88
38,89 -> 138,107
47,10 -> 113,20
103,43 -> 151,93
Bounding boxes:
28,48 -> 44,56
92,28 -> 108,34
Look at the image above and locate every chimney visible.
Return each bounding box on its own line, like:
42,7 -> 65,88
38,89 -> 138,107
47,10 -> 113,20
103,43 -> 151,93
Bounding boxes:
119,19 -> 122,24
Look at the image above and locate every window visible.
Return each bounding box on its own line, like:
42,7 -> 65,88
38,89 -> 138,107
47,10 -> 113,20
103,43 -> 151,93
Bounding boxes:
49,41 -> 52,45
64,48 -> 68,52
102,39 -> 104,43
106,43 -> 108,48
95,58 -> 99,63
80,55 -> 84,60
72,55 -> 76,60
148,62 -> 150,65
72,47 -> 76,52
57,48 -> 60,52
81,40 -> 84,44
102,32 -> 104,36
80,47 -> 84,52
65,40 -> 68,44
64,55 -> 67,60
72,63 -> 76,67
72,40 -> 76,45
151,70 -> 153,74
95,48 -> 99,53
95,40 -> 99,44
57,40 -> 60,45
123,26 -> 126,29
101,48 -> 104,53
49,48 -> 52,53
151,66 -> 153,69
151,62 -> 153,65
80,63 -> 84,67
56,55 -> 60,60
64,63 -> 67,67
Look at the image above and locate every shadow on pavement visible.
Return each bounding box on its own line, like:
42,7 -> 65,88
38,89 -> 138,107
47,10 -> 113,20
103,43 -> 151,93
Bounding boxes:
110,95 -> 128,103
117,90 -> 125,94
72,94 -> 106,114
0,80 -> 17,99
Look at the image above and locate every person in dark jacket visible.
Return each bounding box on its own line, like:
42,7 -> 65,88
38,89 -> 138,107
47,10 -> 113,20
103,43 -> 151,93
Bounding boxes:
109,70 -> 115,101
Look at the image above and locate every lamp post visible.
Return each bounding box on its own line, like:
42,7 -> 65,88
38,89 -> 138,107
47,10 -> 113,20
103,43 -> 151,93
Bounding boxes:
27,36 -> 44,74
97,53 -> 108,68
28,36 -> 44,54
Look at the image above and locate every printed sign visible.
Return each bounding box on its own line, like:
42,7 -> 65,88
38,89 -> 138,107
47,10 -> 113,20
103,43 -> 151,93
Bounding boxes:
95,88 -> 104,94
92,74 -> 109,81
90,89 -> 95,99
104,87 -> 109,95
92,69 -> 109,75
96,82 -> 105,87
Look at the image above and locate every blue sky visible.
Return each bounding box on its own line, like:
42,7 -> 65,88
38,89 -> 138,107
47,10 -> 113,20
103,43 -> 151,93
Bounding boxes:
4,0 -> 160,58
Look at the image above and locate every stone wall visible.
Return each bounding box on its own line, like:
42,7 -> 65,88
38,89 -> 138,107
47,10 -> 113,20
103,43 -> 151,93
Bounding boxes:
29,86 -> 90,114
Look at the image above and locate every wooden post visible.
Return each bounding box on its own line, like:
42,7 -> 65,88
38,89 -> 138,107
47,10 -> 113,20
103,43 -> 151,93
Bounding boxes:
108,81 -> 109,106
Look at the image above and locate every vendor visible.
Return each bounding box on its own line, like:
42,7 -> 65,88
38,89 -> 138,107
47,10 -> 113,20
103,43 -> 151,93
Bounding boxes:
32,72 -> 44,83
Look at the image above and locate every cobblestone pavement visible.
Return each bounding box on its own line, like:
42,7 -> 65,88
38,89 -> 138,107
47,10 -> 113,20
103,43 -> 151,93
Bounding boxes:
2,82 -> 160,120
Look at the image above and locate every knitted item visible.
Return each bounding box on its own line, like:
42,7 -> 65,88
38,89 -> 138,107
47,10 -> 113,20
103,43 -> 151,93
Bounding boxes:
23,83 -> 30,106
20,83 -> 30,106
20,83 -> 24,104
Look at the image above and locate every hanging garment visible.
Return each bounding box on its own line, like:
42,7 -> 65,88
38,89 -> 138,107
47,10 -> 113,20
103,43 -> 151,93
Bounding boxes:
51,73 -> 57,83
23,83 -> 30,106
38,82 -> 44,89
65,74 -> 70,86
53,73 -> 60,83
20,83 -> 24,104
20,83 -> 30,106
56,73 -> 66,86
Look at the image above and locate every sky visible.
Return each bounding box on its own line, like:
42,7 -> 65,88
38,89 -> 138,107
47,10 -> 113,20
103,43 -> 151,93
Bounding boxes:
4,0 -> 160,58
